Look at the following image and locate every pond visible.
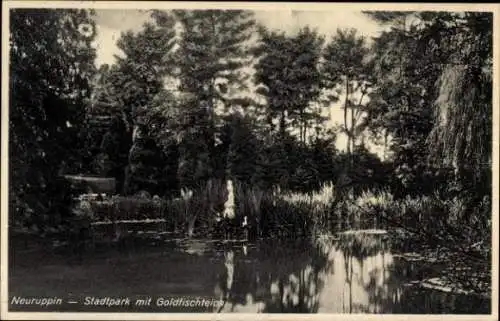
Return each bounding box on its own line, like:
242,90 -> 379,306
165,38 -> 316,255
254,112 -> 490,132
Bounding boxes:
9,229 -> 490,314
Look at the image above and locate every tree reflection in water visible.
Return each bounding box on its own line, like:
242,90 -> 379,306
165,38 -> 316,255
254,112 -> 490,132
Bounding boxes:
326,231 -> 396,313
216,238 -> 334,313
332,232 -> 490,314
212,232 -> 489,314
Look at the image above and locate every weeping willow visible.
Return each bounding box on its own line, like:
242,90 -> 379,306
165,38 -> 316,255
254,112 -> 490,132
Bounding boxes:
427,63 -> 492,189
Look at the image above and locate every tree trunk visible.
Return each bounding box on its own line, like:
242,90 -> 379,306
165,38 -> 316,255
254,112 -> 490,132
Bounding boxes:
299,122 -> 303,144
123,124 -> 139,195
280,110 -> 286,137
383,130 -> 388,161
302,111 -> 308,143
299,108 -> 305,143
344,77 -> 351,162
350,87 -> 355,154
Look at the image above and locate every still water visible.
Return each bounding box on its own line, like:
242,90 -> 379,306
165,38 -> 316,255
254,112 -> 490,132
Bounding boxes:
9,230 -> 490,314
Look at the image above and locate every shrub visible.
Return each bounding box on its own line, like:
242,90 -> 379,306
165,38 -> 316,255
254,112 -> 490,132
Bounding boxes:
10,175 -> 87,239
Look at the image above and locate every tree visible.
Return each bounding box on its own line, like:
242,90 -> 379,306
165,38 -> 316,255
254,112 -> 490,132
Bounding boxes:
285,27 -> 325,143
225,112 -> 260,186
86,64 -> 130,183
364,12 -> 492,197
323,28 -> 372,158
93,12 -> 177,195
363,12 -> 442,194
9,9 -> 97,233
425,12 -> 492,197
362,12 -> 492,288
254,26 -> 325,142
172,9 -> 256,187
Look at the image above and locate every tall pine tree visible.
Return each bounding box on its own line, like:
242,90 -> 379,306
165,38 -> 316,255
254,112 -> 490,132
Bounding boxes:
254,26 -> 325,142
93,12 -> 177,195
172,9 -> 256,188
323,28 -> 372,158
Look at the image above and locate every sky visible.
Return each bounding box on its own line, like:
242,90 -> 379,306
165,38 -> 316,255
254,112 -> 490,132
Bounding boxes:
92,9 -> 386,155
93,9 -> 383,66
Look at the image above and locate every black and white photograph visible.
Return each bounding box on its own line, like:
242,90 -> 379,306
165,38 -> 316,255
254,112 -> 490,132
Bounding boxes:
1,1 -> 498,320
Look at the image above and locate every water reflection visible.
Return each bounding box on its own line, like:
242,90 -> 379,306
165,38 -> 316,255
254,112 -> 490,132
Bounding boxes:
207,233 -> 489,314
216,239 -> 333,313
318,232 -> 395,313
9,230 -> 490,314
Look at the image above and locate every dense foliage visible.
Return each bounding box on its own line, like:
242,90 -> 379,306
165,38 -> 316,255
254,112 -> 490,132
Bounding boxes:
9,9 -> 97,235
364,12 -> 492,200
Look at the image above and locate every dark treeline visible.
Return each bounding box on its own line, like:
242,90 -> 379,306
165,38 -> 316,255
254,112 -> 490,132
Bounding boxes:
9,9 -> 492,251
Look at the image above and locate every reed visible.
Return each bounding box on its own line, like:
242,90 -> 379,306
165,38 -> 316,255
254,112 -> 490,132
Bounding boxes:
333,189 -> 490,257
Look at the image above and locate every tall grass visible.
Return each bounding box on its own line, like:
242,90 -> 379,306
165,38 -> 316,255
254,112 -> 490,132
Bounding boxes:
157,180 -> 338,238
161,180 -> 337,238
263,183 -> 336,237
79,180 -> 337,239
335,189 -> 491,256
281,182 -> 335,206
165,179 -> 227,236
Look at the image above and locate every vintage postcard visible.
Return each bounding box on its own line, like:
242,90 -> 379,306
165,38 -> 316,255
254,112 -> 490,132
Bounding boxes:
1,1 -> 498,320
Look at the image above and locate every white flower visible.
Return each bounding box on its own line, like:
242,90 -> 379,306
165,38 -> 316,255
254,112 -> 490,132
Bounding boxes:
78,23 -> 94,38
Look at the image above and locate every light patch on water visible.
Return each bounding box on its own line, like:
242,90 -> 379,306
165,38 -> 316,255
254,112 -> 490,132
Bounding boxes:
338,229 -> 388,235
230,294 -> 266,313
180,240 -> 212,256
225,250 -> 234,291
